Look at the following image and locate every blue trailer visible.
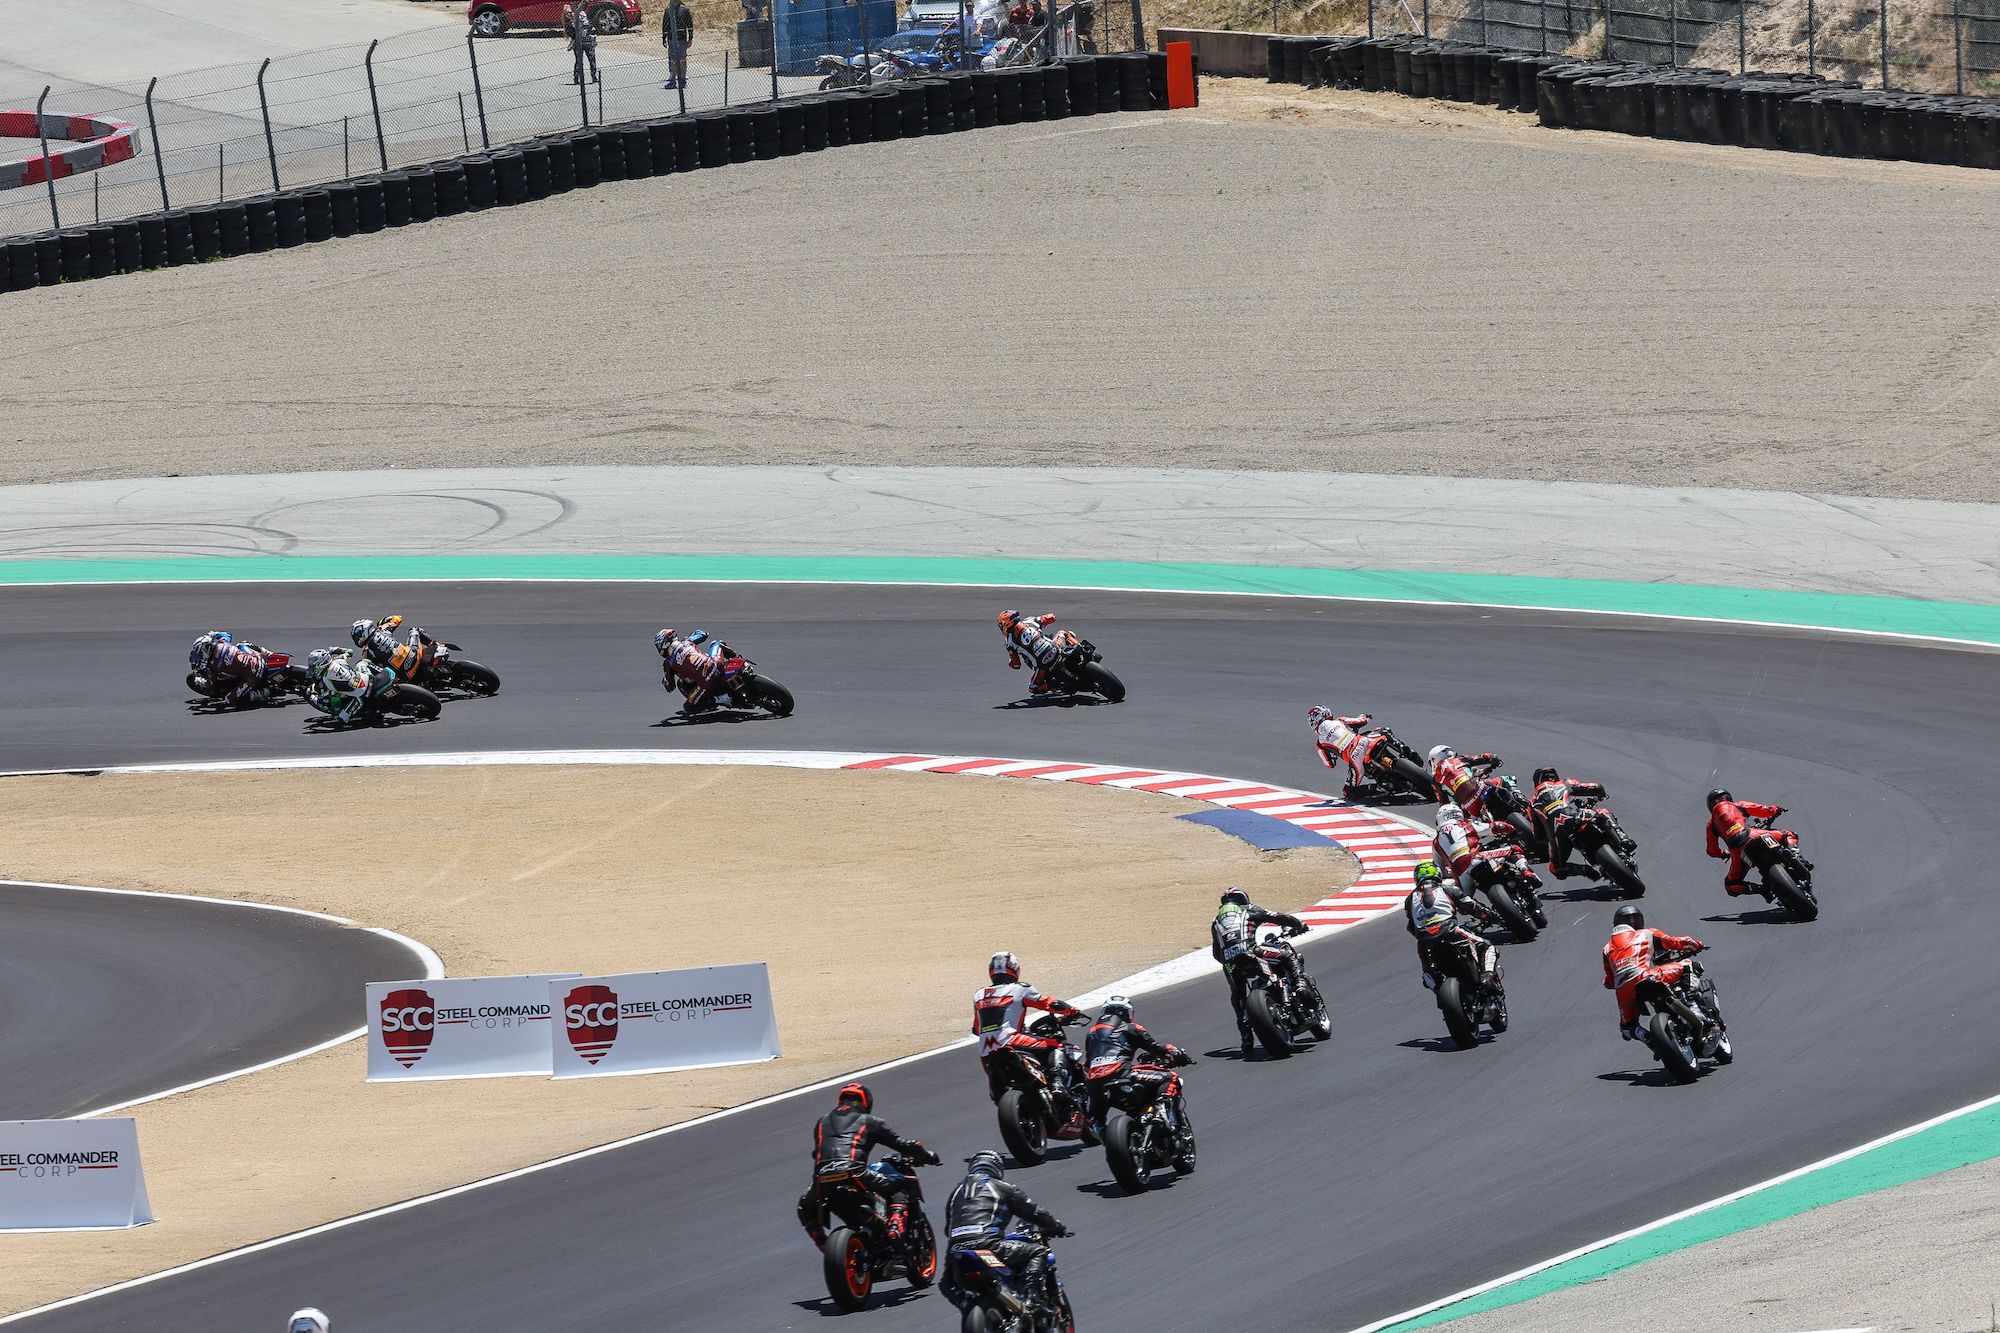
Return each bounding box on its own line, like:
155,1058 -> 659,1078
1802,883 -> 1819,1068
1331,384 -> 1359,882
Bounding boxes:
773,0 -> 901,76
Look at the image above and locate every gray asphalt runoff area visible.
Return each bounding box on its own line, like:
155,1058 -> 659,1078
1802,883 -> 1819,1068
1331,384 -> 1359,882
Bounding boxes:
2,581 -> 1994,1331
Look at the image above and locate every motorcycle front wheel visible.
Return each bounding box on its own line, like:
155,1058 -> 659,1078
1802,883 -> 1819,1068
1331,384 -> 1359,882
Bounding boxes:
1102,1110 -> 1152,1194
1437,976 -> 1478,1049
905,1215 -> 938,1288
1483,884 -> 1539,942
1074,661 -> 1124,703
1762,863 -> 1818,922
1592,843 -> 1647,898
996,1088 -> 1048,1166
446,659 -> 501,696
821,1227 -> 873,1311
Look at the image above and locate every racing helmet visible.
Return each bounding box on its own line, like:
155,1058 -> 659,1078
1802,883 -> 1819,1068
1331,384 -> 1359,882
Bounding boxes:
1532,767 -> 1559,786
1306,705 -> 1332,728
1706,788 -> 1732,810
997,609 -> 1020,633
1219,887 -> 1250,908
1428,745 -> 1454,765
189,633 -> 219,671
288,1312 -> 330,1333
988,951 -> 1020,984
1412,859 -> 1443,887
1436,803 -> 1464,825
835,1082 -> 871,1113
349,620 -> 375,648
654,627 -> 678,656
1612,904 -> 1645,932
967,1149 -> 1005,1179
1099,994 -> 1133,1022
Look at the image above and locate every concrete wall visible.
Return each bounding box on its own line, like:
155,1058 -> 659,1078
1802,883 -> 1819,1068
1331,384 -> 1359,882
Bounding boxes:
1155,28 -> 1273,78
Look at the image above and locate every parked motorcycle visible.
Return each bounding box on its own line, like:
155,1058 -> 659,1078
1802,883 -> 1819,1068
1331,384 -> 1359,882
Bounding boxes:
1559,794 -> 1646,897
947,1223 -> 1075,1333
307,657 -> 442,724
1239,926 -> 1331,1058
1041,630 -> 1124,702
1094,1051 -> 1195,1195
816,53 -> 867,87
810,1153 -> 939,1312
988,1013 -> 1090,1166
1632,946 -> 1732,1083
1432,927 -> 1507,1049
187,647 -> 310,704
1739,811 -> 1817,921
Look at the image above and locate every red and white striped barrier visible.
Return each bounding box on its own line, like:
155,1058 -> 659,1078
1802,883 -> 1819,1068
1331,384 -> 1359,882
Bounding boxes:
0,111 -> 140,191
841,753 -> 1434,931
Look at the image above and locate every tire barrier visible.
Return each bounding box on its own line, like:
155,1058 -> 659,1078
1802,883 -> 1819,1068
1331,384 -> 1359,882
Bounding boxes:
1266,34 -> 1999,172
6,68 -> 1200,293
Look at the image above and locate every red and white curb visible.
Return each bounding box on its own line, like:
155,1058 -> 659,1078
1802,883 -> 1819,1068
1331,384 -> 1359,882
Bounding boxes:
841,753 -> 1433,930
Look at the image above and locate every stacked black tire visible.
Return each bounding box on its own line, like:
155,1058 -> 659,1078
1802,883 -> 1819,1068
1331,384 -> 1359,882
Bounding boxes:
3,54 -> 1186,296
1265,33 -> 2000,171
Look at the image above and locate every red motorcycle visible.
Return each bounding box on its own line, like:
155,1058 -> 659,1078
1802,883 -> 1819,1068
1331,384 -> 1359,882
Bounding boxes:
679,646 -> 795,718
187,649 -> 309,705
1091,1050 -> 1196,1195
1740,812 -> 1818,921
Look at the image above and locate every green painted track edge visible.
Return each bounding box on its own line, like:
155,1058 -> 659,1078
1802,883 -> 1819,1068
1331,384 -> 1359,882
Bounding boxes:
2,554 -> 1998,646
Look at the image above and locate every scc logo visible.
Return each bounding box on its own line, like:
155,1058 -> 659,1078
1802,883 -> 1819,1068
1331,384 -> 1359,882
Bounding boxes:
564,983 -> 620,1065
379,987 -> 436,1068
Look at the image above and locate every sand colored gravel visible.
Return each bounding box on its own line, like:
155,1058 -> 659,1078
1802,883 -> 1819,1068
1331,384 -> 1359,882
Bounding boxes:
0,764 -> 1353,1315
3,82 -> 1997,500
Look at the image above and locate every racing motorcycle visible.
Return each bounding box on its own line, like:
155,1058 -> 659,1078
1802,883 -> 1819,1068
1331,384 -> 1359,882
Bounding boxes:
1239,925 -> 1332,1058
1092,1051 -> 1196,1195
988,1013 -> 1090,1166
1467,848 -> 1548,941
816,52 -> 868,87
1738,811 -> 1818,921
307,657 -> 443,724
945,1222 -> 1075,1333
371,621 -> 501,697
1349,724 -> 1434,800
186,647 -> 310,705
682,646 -> 795,718
1479,775 -> 1546,859
1631,945 -> 1732,1083
1558,794 -> 1646,897
1431,924 -> 1507,1049
1042,631 -> 1124,703
810,1153 -> 939,1312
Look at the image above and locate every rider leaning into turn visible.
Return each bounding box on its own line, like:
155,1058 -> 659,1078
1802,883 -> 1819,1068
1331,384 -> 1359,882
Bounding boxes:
1081,995 -> 1186,1132
943,1150 -> 1071,1311
1705,788 -> 1785,897
656,627 -> 729,715
1434,803 -> 1542,897
1307,705 -> 1378,797
305,647 -> 374,724
1404,860 -> 1497,993
795,1082 -> 939,1248
1211,888 -> 1307,1055
1601,904 -> 1708,1042
997,609 -> 1061,696
1531,766 -> 1613,880
189,630 -> 275,706
350,614 -> 423,676
1428,745 -> 1501,814
972,952 -> 1085,1106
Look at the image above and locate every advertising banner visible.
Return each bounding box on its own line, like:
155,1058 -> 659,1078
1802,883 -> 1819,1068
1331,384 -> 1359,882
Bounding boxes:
366,974 -> 579,1081
549,963 -> 781,1079
0,1118 -> 151,1230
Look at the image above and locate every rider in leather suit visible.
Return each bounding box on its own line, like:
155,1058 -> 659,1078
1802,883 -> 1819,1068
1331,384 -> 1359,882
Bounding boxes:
1531,767 -> 1613,880
351,615 -> 425,679
1211,888 -> 1307,1055
656,627 -> 728,714
1602,904 -> 1710,1042
972,952 -> 1085,1107
1705,788 -> 1786,896
1428,746 -> 1501,814
1308,706 -> 1380,797
1081,996 -> 1185,1132
1404,860 -> 1496,993
997,609 -> 1061,696
191,630 -> 277,706
795,1082 -> 939,1247
943,1151 -> 1071,1311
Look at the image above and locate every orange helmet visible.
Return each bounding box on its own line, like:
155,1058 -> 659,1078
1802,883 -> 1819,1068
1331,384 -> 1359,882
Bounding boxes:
997,609 -> 1020,632
835,1082 -> 871,1113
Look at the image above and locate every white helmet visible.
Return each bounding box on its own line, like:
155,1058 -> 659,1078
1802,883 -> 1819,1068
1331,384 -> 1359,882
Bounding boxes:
288,1311 -> 330,1333
988,951 -> 1020,984
1100,994 -> 1133,1021
1436,802 -> 1465,825
349,619 -> 375,647
1306,705 -> 1332,728
1428,745 -> 1454,765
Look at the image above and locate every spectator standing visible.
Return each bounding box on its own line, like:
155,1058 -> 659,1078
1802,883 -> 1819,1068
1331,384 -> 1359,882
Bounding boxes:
1007,0 -> 1031,38
567,3 -> 601,86
663,0 -> 695,91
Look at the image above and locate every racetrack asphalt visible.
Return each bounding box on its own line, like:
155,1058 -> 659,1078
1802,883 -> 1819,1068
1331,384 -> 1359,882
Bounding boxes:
0,881 -> 416,1121
3,581 -> 1995,1331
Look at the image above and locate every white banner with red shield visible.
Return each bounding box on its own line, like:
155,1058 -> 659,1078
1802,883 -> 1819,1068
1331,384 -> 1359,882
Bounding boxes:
549,964 -> 781,1079
0,1118 -> 152,1230
366,974 -> 579,1081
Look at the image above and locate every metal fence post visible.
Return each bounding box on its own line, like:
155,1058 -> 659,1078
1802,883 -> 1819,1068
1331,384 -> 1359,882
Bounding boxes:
858,0 -> 871,85
1877,0 -> 1888,88
1737,0 -> 1745,72
343,116 -> 351,179
1953,1 -> 1962,93
1602,0 -> 1610,57
466,32 -> 491,148
1368,0 -> 1376,39
217,143 -> 224,201
1482,0 -> 1490,45
772,34 -> 782,98
1130,0 -> 1144,53
1539,0 -> 1546,52
35,87 -> 59,232
1806,0 -> 1815,76
596,75 -> 604,122
725,49 -> 733,102
145,76 -> 170,211
459,92 -> 471,150
1422,0 -> 1430,36
256,58 -> 280,192
1670,0 -> 1678,65
579,55 -> 593,124
365,39 -> 389,171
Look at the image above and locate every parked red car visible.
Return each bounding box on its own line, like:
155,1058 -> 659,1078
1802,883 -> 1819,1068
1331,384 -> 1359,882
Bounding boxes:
469,0 -> 643,36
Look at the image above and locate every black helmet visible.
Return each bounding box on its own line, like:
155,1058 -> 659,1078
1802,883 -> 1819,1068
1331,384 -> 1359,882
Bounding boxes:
1532,766 -> 1558,786
967,1149 -> 1005,1178
1612,904 -> 1645,931
1220,887 -> 1249,907
1706,788 -> 1731,810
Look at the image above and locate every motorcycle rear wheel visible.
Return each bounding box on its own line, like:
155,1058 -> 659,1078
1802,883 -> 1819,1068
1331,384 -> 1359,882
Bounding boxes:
1102,1110 -> 1152,1194
1075,661 -> 1125,703
822,1227 -> 873,1311
1505,811 -> 1540,853
996,1088 -> 1048,1166
1592,843 -> 1646,898
1649,1011 -> 1699,1084
1245,988 -> 1293,1059
1762,864 -> 1818,922
1437,976 -> 1479,1049
1484,884 -> 1539,942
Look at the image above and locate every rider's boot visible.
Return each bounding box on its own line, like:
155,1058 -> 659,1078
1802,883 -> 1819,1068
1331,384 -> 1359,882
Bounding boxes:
886,1202 -> 908,1243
